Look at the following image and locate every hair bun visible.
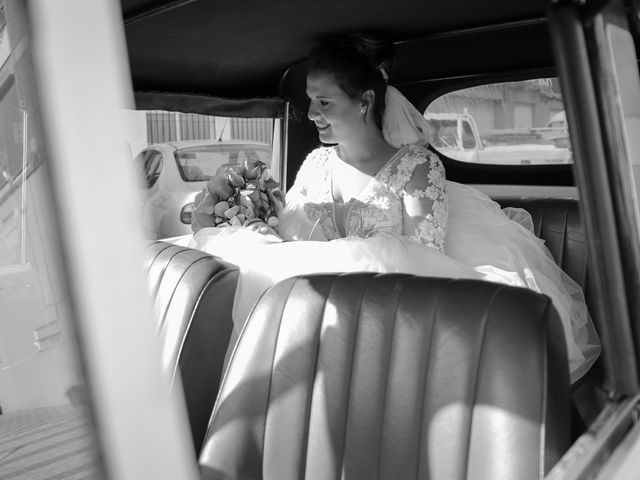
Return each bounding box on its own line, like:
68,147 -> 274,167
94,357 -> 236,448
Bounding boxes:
344,33 -> 394,77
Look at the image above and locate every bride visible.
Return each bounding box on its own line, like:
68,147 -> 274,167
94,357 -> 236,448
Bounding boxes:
189,33 -> 600,383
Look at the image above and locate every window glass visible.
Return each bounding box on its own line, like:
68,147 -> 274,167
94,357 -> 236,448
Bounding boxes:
425,78 -> 573,165
140,149 -> 162,188
461,120 -> 476,149
125,110 -> 277,240
607,23 -> 640,237
175,144 -> 272,181
430,117 -> 459,149
0,1 -> 103,478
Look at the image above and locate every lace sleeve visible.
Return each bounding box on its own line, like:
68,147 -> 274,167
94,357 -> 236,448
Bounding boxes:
401,148 -> 448,252
284,147 -> 331,206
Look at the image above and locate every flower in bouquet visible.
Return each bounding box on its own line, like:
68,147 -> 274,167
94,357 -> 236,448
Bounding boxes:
191,157 -> 285,234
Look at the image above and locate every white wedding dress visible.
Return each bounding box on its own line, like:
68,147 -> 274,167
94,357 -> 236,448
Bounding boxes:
190,144 -> 600,383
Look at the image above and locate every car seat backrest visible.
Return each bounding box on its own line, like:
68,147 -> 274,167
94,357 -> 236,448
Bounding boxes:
199,273 -> 571,479
497,197 -> 604,425
498,198 -> 587,291
143,241 -> 239,455
497,198 -> 599,334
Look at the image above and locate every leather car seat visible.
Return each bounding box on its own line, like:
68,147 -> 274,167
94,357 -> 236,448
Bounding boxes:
499,198 -> 588,297
498,198 -> 604,427
143,241 -> 239,455
199,273 -> 571,479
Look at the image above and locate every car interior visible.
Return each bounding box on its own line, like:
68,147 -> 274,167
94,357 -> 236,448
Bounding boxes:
142,198 -> 594,477
3,0 -> 635,478
114,0 -> 640,477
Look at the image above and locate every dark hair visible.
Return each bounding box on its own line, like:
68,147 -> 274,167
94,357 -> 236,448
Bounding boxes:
307,33 -> 393,130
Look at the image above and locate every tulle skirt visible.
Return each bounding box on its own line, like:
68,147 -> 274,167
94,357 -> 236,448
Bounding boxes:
189,180 -> 600,383
444,181 -> 600,382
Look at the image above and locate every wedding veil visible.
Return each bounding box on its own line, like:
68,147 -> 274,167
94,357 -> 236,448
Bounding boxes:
382,85 -> 432,148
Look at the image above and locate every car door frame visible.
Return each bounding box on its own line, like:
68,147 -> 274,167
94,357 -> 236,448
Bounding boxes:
27,1 -> 200,479
546,0 -> 640,476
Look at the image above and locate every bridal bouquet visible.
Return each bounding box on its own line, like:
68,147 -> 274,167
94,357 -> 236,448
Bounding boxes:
191,158 -> 285,234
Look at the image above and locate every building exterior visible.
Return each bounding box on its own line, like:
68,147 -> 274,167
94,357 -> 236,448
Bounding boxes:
145,111 -> 274,146
427,78 -> 565,134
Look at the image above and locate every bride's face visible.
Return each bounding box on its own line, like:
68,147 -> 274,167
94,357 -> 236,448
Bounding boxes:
306,71 -> 363,144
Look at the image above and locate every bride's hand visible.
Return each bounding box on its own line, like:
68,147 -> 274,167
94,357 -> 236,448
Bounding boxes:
244,219 -> 279,237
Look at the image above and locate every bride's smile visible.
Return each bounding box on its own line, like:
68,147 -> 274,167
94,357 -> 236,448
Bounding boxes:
306,71 -> 363,144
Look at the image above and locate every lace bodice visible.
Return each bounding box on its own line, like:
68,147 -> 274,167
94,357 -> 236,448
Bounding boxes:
286,144 -> 448,252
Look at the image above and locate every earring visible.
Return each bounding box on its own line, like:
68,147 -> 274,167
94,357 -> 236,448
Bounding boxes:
361,105 -> 368,124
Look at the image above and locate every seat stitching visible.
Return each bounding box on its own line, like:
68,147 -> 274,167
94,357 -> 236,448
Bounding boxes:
575,205 -> 589,287
152,247 -> 193,328
146,241 -> 172,269
416,278 -> 449,479
199,276 -> 297,451
149,246 -> 182,299
300,275 -> 337,479
539,200 -> 547,241
157,254 -> 211,331
539,299 -> 551,477
172,267 -> 238,389
261,277 -> 301,473
336,274 -> 375,478
463,284 -> 505,480
375,276 -> 405,478
559,206 -> 569,269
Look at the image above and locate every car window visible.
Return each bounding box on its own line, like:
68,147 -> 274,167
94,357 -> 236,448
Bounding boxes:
429,118 -> 459,149
125,109 -> 276,180
0,79 -> 22,190
461,120 -> 476,149
175,144 -> 272,181
138,149 -> 162,188
425,78 -> 573,165
127,109 -> 278,239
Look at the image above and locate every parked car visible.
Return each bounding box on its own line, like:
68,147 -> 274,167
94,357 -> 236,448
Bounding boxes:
136,139 -> 272,239
424,111 -> 572,164
535,110 -> 571,148
1,0 -> 639,479
545,110 -> 568,130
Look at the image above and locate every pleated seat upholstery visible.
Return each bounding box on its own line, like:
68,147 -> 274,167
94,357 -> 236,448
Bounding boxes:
199,273 -> 571,480
500,198 -> 588,293
143,241 -> 239,455
498,198 -> 604,425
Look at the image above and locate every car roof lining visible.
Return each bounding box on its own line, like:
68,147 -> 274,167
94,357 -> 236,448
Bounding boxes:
121,0 -> 556,112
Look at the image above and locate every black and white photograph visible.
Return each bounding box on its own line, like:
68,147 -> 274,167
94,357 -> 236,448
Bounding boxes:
0,0 -> 639,478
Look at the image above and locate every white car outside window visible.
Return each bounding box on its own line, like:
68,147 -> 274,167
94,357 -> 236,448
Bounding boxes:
425,80 -> 572,164
136,139 -> 273,239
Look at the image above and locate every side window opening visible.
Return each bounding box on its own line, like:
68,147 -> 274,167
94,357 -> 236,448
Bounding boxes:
425,78 -> 572,165
125,110 -> 277,240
